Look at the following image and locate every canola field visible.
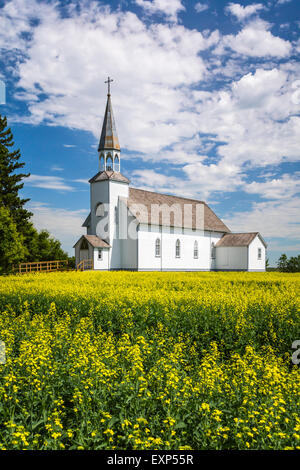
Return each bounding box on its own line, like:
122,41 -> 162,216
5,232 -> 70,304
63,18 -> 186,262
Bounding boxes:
0,271 -> 299,450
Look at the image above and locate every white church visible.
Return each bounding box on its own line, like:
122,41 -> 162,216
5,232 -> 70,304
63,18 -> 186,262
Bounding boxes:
74,80 -> 267,272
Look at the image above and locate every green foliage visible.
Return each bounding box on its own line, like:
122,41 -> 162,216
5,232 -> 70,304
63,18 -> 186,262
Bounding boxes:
0,114 -> 32,233
0,272 -> 299,450
67,256 -> 76,269
28,230 -> 68,262
0,207 -> 27,274
0,115 -> 69,271
277,253 -> 300,272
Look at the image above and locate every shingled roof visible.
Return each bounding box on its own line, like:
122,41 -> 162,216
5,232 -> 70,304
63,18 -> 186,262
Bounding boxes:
89,171 -> 130,184
73,235 -> 110,248
120,188 -> 231,233
216,232 -> 267,247
98,94 -> 120,151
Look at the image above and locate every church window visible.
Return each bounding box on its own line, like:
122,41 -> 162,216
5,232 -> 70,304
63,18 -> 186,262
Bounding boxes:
175,239 -> 181,258
106,155 -> 113,171
155,238 -> 161,257
100,154 -> 105,171
194,241 -> 198,259
114,154 -> 120,172
211,242 -> 216,259
258,248 -> 262,260
98,249 -> 103,260
96,203 -> 105,217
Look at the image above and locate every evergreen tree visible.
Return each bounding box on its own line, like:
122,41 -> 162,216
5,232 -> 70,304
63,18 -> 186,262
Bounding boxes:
0,207 -> 27,274
0,114 -> 70,271
277,254 -> 288,272
286,255 -> 300,273
0,114 -> 33,232
29,230 -> 68,262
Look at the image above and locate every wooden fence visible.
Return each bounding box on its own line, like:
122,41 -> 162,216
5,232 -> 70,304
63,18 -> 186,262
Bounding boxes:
16,260 -> 68,274
76,259 -> 93,271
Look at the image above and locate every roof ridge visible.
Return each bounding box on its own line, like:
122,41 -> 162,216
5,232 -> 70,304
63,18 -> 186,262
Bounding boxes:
130,186 -> 206,205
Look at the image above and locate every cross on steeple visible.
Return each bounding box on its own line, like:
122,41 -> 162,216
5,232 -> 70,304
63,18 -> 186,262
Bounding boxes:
105,76 -> 114,95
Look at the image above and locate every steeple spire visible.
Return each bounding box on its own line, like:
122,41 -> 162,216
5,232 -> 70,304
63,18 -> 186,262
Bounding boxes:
98,77 -> 121,172
98,77 -> 120,152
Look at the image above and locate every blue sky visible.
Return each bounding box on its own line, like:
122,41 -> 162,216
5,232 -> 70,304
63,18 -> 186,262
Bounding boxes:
0,0 -> 299,265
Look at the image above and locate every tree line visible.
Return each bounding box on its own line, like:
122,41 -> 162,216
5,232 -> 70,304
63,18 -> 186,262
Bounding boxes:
0,114 -> 73,274
277,254 -> 300,273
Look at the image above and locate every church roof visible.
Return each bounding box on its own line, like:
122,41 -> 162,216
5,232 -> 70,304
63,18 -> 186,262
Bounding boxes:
216,232 -> 267,247
73,235 -> 110,248
89,170 -> 130,184
120,187 -> 231,233
98,94 -> 120,151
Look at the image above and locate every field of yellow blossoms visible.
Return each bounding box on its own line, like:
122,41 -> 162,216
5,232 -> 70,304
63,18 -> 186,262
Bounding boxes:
0,271 -> 299,450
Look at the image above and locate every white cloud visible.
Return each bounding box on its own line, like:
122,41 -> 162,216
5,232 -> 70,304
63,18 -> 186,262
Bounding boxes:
245,173 -> 300,199
51,166 -> 64,172
225,3 -> 264,21
29,202 -> 86,254
73,179 -> 89,185
27,175 -> 74,191
194,3 -> 209,13
134,0 -> 185,22
2,0 -> 219,154
222,19 -> 292,57
277,0 -> 292,5
132,160 -> 245,200
224,198 -> 300,241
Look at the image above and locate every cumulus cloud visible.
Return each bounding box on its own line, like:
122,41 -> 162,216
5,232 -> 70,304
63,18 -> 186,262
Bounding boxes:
2,0 -> 220,154
132,160 -> 245,201
224,198 -> 300,241
225,2 -> 265,21
134,0 -> 185,22
29,202 -> 86,254
194,3 -> 209,13
245,173 -> 300,200
222,19 -> 292,57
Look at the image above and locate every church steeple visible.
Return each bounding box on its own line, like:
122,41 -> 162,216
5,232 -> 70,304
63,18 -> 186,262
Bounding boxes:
98,77 -> 121,172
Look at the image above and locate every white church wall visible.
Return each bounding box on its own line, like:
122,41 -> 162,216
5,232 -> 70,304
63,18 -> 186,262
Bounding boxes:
90,179 -> 129,269
109,181 -> 129,269
93,248 -> 110,270
120,211 -> 138,270
215,246 -> 248,271
248,236 -> 266,271
90,180 -> 109,235
137,225 -> 224,271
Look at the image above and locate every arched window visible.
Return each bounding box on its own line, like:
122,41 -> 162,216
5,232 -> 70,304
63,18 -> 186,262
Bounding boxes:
155,238 -> 161,257
100,154 -> 105,171
211,242 -> 216,259
96,203 -> 104,217
114,154 -> 120,172
175,239 -> 180,258
194,240 -> 198,259
106,155 -> 113,171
